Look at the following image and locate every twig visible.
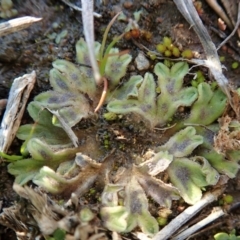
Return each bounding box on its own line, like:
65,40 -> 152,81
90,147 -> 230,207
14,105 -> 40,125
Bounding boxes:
81,0 -> 101,85
60,0 -> 102,18
0,71 -> 36,153
0,16 -> 42,37
94,77 -> 108,112
152,188 -> 223,240
47,109 -> 79,147
217,3 -> 240,50
173,0 -> 232,104
205,0 -> 233,29
172,207 -> 225,240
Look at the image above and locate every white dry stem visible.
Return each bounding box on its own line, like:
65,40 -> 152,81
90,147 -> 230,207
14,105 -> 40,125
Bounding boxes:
171,207 -> 225,240
0,16 -> 42,37
217,3 -> 240,50
81,0 -> 102,85
173,0 -> 232,103
0,71 -> 36,153
152,188 -> 223,240
60,0 -> 102,18
47,109 -> 79,147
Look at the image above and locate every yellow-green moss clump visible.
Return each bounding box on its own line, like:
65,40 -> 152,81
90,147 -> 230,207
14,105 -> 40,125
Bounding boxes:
156,36 -> 193,59
0,0 -> 17,18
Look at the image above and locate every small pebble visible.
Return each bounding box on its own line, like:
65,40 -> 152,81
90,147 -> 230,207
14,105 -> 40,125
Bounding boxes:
134,52 -> 150,71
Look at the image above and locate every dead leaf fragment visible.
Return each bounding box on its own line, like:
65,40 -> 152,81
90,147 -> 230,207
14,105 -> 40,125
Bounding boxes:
214,115 -> 240,154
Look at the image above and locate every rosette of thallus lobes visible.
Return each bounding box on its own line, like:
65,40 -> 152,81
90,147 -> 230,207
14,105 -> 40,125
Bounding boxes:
8,38 -> 132,184
7,38 -> 240,236
32,38 -> 132,128
106,61 -> 239,204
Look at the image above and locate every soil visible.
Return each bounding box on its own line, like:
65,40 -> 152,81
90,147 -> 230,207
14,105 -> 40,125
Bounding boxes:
1,0 -> 240,239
